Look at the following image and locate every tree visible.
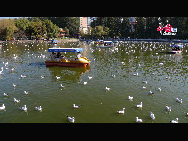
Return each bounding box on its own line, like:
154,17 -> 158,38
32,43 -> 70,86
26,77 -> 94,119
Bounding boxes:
0,19 -> 18,40
30,18 -> 47,39
43,19 -> 60,39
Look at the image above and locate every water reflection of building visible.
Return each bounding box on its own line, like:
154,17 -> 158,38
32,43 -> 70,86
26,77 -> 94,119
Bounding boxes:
80,17 -> 89,34
129,17 -> 137,33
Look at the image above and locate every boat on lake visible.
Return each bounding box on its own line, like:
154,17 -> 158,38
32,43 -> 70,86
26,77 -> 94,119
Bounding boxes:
169,43 -> 183,54
97,40 -> 115,48
45,48 -> 90,68
50,39 -> 58,44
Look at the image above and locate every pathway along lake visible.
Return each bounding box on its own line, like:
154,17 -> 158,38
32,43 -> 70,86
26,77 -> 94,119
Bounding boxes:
0,41 -> 187,123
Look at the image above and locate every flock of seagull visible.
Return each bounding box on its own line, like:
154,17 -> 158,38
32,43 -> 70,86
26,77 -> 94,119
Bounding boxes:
0,40 -> 187,123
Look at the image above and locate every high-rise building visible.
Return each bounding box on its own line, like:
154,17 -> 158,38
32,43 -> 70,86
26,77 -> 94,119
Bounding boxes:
80,17 -> 88,34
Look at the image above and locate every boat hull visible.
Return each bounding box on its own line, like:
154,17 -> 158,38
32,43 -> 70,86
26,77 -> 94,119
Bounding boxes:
45,61 -> 90,68
168,50 -> 182,54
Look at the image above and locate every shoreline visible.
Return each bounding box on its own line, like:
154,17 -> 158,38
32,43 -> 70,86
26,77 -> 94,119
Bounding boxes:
0,38 -> 79,43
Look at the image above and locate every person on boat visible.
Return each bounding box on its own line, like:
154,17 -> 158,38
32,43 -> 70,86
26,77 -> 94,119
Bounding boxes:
51,52 -> 56,60
77,52 -> 82,58
74,52 -> 82,61
56,52 -> 61,58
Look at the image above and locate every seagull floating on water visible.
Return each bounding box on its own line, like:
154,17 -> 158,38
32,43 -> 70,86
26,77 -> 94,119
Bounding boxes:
136,117 -> 143,122
105,87 -> 110,91
88,76 -> 92,80
176,98 -> 182,104
13,83 -> 16,88
128,96 -> 133,101
73,104 -> 80,109
41,76 -> 45,79
117,108 -> 125,114
60,84 -> 65,88
35,106 -> 42,112
136,102 -> 142,108
20,105 -> 27,112
24,91 -> 29,95
0,104 -> 5,111
83,82 -> 87,85
158,87 -> 161,92
170,118 -> 178,123
3,93 -> 8,97
165,105 -> 171,112
150,112 -> 155,120
142,86 -> 146,89
67,116 -> 75,123
21,74 -> 27,78
14,98 -> 20,103
142,80 -> 147,84
56,76 -> 60,80
148,90 -> 154,95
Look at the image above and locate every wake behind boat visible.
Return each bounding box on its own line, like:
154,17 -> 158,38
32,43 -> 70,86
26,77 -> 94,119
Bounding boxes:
95,40 -> 116,48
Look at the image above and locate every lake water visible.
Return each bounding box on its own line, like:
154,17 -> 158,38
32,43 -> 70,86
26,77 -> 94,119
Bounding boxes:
0,40 -> 187,123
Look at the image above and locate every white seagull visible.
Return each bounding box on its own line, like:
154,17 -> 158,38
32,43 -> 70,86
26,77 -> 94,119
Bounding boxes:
60,84 -> 65,88
148,90 -> 154,95
158,87 -> 162,92
165,105 -> 171,112
0,67 -> 3,74
105,87 -> 110,91
170,118 -> 178,123
21,74 -> 27,78
176,98 -> 182,104
136,102 -> 143,108
142,86 -> 146,89
20,105 -> 27,112
88,76 -> 92,80
136,117 -> 143,122
35,106 -> 42,112
83,82 -> 87,85
14,98 -> 20,103
128,96 -> 133,101
67,116 -> 75,123
3,93 -> 8,97
150,112 -> 155,120
0,104 -> 5,111
73,104 -> 80,109
13,83 -> 16,88
56,76 -> 61,80
24,91 -> 29,95
117,108 -> 125,114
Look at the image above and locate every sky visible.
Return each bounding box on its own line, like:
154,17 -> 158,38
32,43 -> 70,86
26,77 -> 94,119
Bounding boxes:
0,17 -> 19,19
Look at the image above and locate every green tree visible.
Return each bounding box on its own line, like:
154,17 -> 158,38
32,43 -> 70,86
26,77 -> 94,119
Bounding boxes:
30,18 -> 47,39
0,19 -> 18,40
43,19 -> 60,39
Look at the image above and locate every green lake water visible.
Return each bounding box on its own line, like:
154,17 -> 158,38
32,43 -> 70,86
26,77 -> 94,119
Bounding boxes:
0,40 -> 187,123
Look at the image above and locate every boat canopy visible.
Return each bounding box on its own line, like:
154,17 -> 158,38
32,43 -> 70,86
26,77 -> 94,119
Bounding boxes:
104,41 -> 113,43
48,48 -> 83,53
171,44 -> 183,48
